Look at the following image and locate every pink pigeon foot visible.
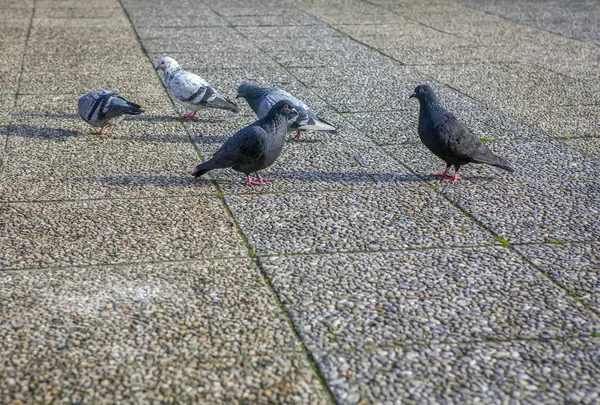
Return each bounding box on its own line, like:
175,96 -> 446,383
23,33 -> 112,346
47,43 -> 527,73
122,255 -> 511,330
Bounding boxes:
93,127 -> 107,136
256,174 -> 273,184
292,130 -> 302,140
246,175 -> 263,186
441,173 -> 461,183
182,113 -> 197,121
431,168 -> 451,179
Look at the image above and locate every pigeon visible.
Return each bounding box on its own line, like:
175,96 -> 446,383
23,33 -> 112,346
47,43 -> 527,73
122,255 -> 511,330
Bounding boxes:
78,90 -> 144,135
156,56 -> 239,121
192,100 -> 299,186
236,82 -> 336,140
410,84 -> 514,183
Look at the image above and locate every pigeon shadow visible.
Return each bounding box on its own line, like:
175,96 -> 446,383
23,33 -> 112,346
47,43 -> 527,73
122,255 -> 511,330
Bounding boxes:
17,113 -> 80,120
68,173 -> 205,188
0,124 -> 86,139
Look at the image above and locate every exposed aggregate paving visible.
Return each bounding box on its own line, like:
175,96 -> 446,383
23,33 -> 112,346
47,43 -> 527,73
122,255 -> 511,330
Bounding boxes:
1,0 -> 599,403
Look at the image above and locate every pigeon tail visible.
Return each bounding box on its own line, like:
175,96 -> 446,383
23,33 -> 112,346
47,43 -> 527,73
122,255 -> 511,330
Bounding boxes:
217,97 -> 240,113
475,153 -> 514,172
124,103 -> 144,115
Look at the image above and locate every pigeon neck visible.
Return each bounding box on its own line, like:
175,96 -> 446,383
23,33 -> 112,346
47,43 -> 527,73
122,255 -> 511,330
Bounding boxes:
245,88 -> 265,111
419,98 -> 445,117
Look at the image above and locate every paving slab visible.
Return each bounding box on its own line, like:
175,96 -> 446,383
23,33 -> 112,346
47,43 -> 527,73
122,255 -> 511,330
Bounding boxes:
0,197 -> 247,270
514,242 -> 600,314
1,135 -> 212,202
313,338 -> 600,404
225,186 -> 495,256
441,181 -> 600,244
0,260 -> 299,360
261,248 -> 598,350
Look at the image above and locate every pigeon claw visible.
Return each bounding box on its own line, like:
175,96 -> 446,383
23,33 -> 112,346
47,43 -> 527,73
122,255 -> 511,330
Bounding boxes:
292,130 -> 302,140
246,176 -> 263,186
182,113 -> 197,121
441,173 -> 461,183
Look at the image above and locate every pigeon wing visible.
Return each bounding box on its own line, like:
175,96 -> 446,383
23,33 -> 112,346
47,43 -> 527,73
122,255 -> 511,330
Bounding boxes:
211,125 -> 266,168
438,112 -> 497,164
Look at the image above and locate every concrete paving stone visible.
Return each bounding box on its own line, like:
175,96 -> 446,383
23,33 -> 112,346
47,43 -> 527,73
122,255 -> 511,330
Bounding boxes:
0,259 -> 300,358
288,64 -> 427,113
35,3 -> 124,19
261,248 -> 598,349
147,48 -> 280,70
137,26 -> 249,53
441,181 -> 600,244
386,136 -> 600,184
313,338 -> 600,404
209,0 -> 303,17
565,138 -> 600,160
31,13 -> 132,28
0,134 -> 213,201
225,186 -> 494,255
22,53 -> 153,76
341,23 -> 511,65
0,71 -> 20,95
417,62 -> 600,122
457,0 -> 600,44
342,109 -> 416,145
124,5 -> 228,28
514,242 -> 600,313
18,70 -> 164,96
295,1 -> 407,25
267,45 -> 391,68
2,7 -> 34,20
525,105 -> 600,139
228,12 -> 325,26
238,25 -> 344,42
0,196 -> 247,270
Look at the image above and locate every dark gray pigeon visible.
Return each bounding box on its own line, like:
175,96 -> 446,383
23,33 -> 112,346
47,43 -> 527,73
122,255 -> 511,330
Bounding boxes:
156,56 -> 239,121
410,84 -> 514,182
236,82 -> 336,140
78,90 -> 144,135
192,100 -> 299,186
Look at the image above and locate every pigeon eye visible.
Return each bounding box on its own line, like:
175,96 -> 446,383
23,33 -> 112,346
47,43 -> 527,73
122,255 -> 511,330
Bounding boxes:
419,88 -> 425,93
283,104 -> 288,109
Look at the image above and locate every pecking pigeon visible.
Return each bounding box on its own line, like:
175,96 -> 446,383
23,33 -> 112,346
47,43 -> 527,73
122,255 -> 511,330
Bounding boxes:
78,90 -> 144,135
156,56 -> 239,121
192,100 -> 298,186
410,84 -> 514,183
236,82 -> 336,140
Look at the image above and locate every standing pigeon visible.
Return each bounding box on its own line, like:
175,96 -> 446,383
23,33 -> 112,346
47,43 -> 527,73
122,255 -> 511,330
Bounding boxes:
410,84 -> 514,183
78,90 -> 144,135
192,100 -> 298,186
156,56 -> 239,121
236,82 -> 336,140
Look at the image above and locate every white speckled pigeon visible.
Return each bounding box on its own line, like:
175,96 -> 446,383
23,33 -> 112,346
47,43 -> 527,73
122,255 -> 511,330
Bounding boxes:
78,90 -> 144,135
236,82 -> 336,140
410,84 -> 514,183
156,56 -> 239,121
192,100 -> 298,186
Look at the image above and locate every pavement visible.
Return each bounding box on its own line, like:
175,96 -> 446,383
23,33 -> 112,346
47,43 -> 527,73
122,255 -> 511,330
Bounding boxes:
0,0 -> 599,403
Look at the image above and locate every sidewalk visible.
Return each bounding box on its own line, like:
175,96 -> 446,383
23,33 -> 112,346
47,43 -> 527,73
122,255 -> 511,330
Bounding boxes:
1,0 -> 599,403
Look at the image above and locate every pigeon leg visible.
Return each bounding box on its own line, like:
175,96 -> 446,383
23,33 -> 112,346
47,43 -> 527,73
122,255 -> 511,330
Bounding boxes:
292,130 -> 302,140
441,167 -> 462,183
93,126 -> 107,136
256,173 -> 273,184
431,165 -> 451,179
182,112 -> 197,121
246,175 -> 263,186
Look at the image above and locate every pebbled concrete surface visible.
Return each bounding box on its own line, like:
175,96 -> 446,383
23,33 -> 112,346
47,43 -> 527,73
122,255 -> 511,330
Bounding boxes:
1,0 -> 599,403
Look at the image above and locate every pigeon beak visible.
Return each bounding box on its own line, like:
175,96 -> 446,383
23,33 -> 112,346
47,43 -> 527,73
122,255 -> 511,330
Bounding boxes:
155,65 -> 160,71
409,93 -> 416,98
235,94 -> 241,99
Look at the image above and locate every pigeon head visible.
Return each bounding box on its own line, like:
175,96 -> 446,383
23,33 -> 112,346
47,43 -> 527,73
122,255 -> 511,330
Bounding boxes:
236,82 -> 262,100
409,84 -> 439,104
268,100 -> 299,123
156,56 -> 179,72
